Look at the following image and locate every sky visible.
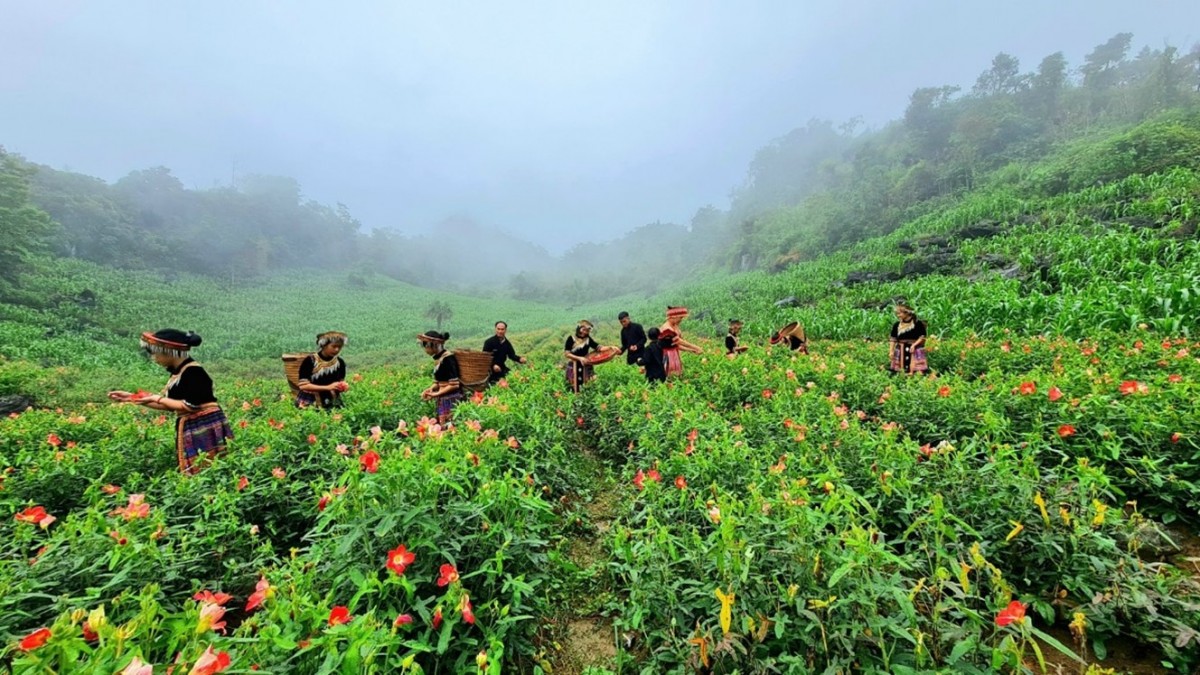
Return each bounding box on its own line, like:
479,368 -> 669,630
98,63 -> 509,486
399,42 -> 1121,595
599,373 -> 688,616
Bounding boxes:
2,2 -> 1196,253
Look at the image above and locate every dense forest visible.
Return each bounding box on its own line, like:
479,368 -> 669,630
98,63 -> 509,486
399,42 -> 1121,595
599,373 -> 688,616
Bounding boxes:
3,33 -> 1200,304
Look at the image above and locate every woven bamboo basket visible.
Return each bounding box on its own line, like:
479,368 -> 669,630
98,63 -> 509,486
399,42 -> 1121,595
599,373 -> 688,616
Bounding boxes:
282,353 -> 310,396
453,350 -> 493,393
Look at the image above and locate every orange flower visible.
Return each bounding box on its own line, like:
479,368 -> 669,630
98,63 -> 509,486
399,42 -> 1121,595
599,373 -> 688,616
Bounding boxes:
307,434 -> 318,445
102,484 -> 122,495
193,590 -> 233,606
113,494 -> 150,520
937,386 -> 951,398
387,544 -> 416,576
188,646 -> 231,675
995,600 -> 1027,627
360,450 -> 381,473
1119,380 -> 1148,395
675,476 -> 687,490
15,505 -> 56,529
236,476 -> 249,491
1047,386 -> 1063,402
1017,381 -> 1036,396
18,627 -> 51,651
245,577 -> 272,612
46,433 -> 62,447
437,563 -> 460,587
1057,424 -> 1076,438
328,605 -> 352,626
196,601 -> 227,634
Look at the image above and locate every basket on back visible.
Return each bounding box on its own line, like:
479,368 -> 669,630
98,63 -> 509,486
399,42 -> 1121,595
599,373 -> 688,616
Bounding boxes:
453,350 -> 494,393
282,353 -> 310,396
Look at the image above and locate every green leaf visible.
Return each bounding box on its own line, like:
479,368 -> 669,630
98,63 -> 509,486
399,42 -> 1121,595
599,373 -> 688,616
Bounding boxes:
947,635 -> 978,664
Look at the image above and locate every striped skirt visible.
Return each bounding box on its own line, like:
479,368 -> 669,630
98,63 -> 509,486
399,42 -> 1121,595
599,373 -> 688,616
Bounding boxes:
176,407 -> 233,475
436,390 -> 464,425
663,347 -> 683,379
565,361 -> 594,393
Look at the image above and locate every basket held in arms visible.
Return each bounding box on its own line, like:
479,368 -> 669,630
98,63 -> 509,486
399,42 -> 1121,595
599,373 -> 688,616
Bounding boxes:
586,346 -> 621,365
282,353 -> 310,395
454,350 -> 494,393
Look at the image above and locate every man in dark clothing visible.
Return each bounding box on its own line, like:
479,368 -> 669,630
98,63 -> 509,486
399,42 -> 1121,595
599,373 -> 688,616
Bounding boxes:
617,311 -> 647,366
639,327 -> 667,383
482,321 -> 526,382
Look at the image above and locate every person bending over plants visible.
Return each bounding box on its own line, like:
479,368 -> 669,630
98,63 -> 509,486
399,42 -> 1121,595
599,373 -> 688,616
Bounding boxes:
108,329 -> 234,475
418,330 -> 462,425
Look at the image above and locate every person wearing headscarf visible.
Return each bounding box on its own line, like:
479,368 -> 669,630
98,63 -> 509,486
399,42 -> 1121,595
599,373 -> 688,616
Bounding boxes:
658,306 -> 703,379
564,320 -> 601,393
725,319 -> 748,356
770,322 -> 808,354
617,311 -> 647,366
888,304 -> 929,374
418,331 -> 462,424
296,331 -> 349,409
482,321 -> 526,383
108,329 -> 233,475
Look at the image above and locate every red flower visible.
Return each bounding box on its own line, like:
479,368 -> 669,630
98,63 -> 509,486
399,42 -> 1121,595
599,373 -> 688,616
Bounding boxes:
675,476 -> 687,490
317,494 -> 330,511
437,563 -> 460,587
1119,380 -> 1149,395
576,416 -> 585,428
1171,432 -> 1182,444
15,505 -> 56,529
1048,386 -> 1063,402
307,434 -> 318,445
394,613 -> 414,628
360,450 -> 380,473
113,494 -> 150,520
245,577 -> 272,612
432,606 -> 443,629
102,484 -> 122,495
647,469 -> 662,483
82,621 -> 98,641
109,530 -> 127,545
188,646 -> 231,675
271,467 -> 286,480
762,389 -> 773,399
19,627 -> 51,651
995,600 -> 1027,627
1057,424 -> 1076,438
387,544 -> 416,576
1018,381 -> 1037,396
46,433 -> 62,447
193,590 -> 233,606
236,476 -> 249,492
1168,373 -> 1183,383
937,386 -> 951,398
328,605 -> 352,627
633,469 -> 645,491
460,595 -> 476,624
472,391 -> 484,404
196,601 -> 227,634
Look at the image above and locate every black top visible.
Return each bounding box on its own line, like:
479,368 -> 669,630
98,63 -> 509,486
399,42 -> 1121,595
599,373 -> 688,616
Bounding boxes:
482,335 -> 521,377
725,333 -> 738,354
165,358 -> 217,411
619,322 -> 647,364
565,335 -> 600,357
432,351 -> 460,383
298,353 -> 346,408
787,335 -> 806,351
641,341 -> 666,381
890,320 -> 927,341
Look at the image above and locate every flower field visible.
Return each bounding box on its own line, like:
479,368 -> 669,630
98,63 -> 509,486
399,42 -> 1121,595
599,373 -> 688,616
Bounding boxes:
2,329 -> 1200,673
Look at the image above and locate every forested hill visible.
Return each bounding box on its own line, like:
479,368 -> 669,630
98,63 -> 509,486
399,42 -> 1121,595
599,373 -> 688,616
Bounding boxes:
4,33 -> 1198,306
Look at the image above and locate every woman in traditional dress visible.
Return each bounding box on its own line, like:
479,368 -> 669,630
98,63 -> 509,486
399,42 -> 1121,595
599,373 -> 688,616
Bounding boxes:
564,320 -> 601,393
725,319 -> 749,356
770,322 -> 808,354
296,331 -> 349,409
888,304 -> 929,374
658,306 -> 703,379
108,329 -> 233,475
418,331 -> 462,424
